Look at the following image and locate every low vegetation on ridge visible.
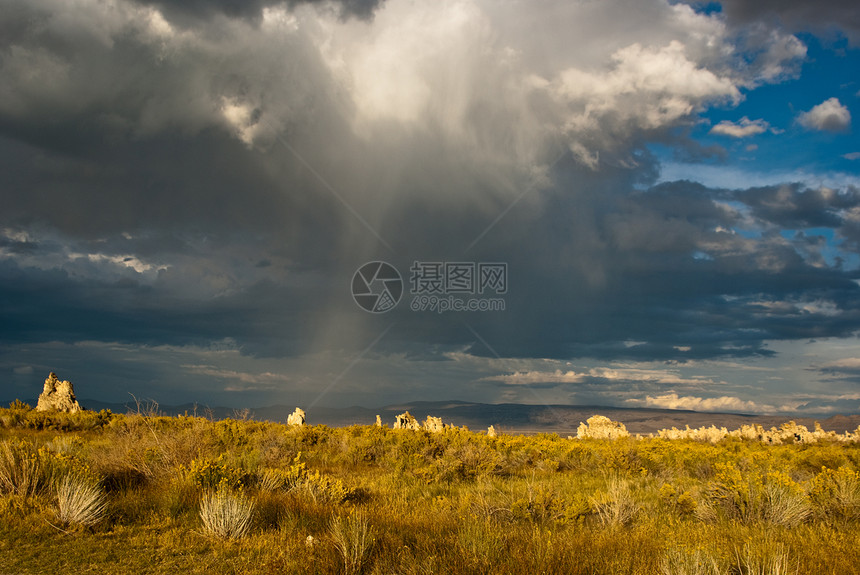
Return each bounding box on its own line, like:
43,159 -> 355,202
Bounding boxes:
1,402 -> 860,574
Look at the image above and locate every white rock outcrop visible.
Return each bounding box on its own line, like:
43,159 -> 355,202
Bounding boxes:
423,415 -> 445,433
35,373 -> 83,413
287,407 -> 306,426
658,425 -> 729,443
576,415 -> 629,439
655,421 -> 860,444
393,411 -> 420,430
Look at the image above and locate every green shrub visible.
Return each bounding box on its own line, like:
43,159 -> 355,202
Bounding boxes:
0,441 -> 52,497
181,455 -> 248,490
255,452 -> 310,492
705,465 -> 810,526
808,466 -> 860,520
590,478 -> 639,527
299,471 -> 354,503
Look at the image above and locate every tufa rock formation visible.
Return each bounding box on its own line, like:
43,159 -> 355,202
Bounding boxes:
393,411 -> 420,430
656,420 -> 860,444
657,424 -> 729,443
36,373 -> 83,413
391,413 -> 448,432
423,415 -> 445,433
487,425 -> 497,438
576,415 -> 629,440
287,407 -> 306,426
375,415 -> 383,427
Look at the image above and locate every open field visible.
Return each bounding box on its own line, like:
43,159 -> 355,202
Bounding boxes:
2,403 -> 860,574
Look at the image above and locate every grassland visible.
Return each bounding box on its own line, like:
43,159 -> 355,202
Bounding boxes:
1,402 -> 860,574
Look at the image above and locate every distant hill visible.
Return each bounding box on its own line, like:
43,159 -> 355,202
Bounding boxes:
9,398 -> 855,435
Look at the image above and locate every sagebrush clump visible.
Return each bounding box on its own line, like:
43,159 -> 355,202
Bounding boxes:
55,474 -> 107,527
199,487 -> 255,539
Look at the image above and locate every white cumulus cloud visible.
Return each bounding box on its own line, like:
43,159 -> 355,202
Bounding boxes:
710,117 -> 771,137
638,392 -> 765,413
797,97 -> 851,132
485,366 -> 716,386
545,40 -> 741,166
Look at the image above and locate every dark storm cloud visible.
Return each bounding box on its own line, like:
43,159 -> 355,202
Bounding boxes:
0,253 -> 332,358
815,359 -> 860,379
0,0 -> 363,249
795,398 -> 860,413
128,0 -> 384,24
736,184 -> 860,230
0,130 -> 353,252
5,130 -> 860,368
1,0 -> 858,409
711,0 -> 860,43
366,168 -> 860,364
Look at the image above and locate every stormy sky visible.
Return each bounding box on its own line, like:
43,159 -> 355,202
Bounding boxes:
2,0 -> 860,415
